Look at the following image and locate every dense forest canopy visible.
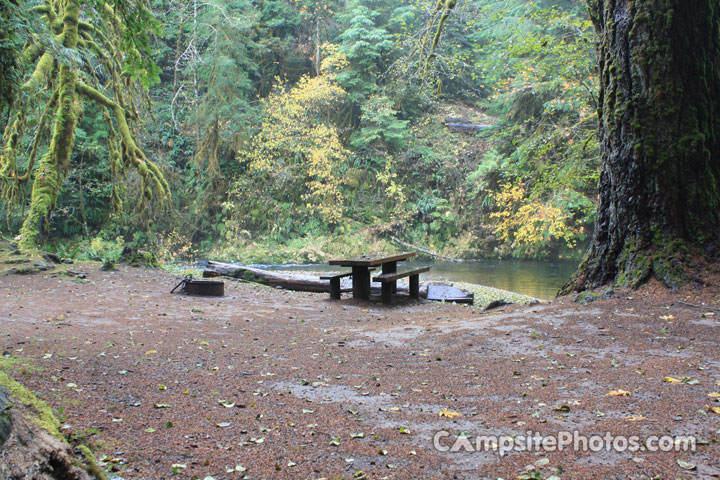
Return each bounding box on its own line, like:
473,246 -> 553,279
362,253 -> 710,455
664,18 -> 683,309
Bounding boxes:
0,0 -> 599,263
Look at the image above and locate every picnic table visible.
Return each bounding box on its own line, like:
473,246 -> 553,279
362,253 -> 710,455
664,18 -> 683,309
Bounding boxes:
328,252 -> 429,303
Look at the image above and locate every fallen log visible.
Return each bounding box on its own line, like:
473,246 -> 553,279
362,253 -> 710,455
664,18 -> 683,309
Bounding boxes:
203,261 -> 332,292
446,123 -> 491,133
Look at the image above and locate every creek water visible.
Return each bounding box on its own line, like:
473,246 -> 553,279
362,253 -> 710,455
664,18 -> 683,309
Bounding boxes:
261,258 -> 578,300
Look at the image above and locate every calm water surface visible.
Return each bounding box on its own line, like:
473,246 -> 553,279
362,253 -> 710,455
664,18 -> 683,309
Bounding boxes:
261,259 -> 578,300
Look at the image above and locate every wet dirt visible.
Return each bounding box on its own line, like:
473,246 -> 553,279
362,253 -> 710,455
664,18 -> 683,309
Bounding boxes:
1,264 -> 720,479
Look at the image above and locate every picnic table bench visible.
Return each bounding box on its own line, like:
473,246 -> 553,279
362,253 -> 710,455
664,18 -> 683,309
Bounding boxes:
327,252 -> 429,304
320,268 -> 374,299
373,267 -> 429,304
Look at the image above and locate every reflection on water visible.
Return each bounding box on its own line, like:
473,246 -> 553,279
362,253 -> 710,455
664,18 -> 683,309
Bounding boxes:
261,259 -> 578,300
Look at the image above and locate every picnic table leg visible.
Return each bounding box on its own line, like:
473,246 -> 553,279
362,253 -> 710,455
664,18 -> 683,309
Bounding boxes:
409,274 -> 420,298
381,282 -> 393,305
329,277 -> 341,299
382,261 -> 397,294
352,266 -> 371,299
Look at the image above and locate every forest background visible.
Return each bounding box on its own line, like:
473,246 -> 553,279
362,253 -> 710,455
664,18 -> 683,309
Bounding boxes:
0,0 -> 599,265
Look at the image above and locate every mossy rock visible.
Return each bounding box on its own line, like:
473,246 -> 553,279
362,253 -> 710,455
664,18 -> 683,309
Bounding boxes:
574,291 -> 599,304
100,259 -> 116,271
121,248 -> 159,268
0,241 -> 61,276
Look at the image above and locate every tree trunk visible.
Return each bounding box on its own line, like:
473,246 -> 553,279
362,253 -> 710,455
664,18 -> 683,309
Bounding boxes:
0,383 -> 95,480
18,0 -> 80,250
563,0 -> 720,292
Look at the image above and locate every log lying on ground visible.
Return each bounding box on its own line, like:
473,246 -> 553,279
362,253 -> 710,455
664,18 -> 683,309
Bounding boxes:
0,386 -> 95,480
203,261 -> 332,292
444,117 -> 491,133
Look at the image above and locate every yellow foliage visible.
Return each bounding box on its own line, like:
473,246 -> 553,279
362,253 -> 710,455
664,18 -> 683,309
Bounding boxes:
490,183 -> 576,255
238,60 -> 348,224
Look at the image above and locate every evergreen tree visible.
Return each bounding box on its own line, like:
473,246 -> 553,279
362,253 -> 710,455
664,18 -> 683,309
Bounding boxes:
564,0 -> 720,291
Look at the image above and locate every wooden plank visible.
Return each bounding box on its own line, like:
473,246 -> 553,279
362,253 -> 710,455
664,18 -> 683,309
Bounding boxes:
373,267 -> 430,283
329,252 -> 416,267
319,272 -> 353,280
320,268 -> 374,280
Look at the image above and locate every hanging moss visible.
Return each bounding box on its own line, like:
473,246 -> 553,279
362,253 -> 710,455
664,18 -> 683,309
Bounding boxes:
3,0 -> 170,249
15,0 -> 80,249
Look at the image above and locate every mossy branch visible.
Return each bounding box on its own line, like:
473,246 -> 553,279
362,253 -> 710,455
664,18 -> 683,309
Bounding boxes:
21,52 -> 54,92
77,82 -> 171,210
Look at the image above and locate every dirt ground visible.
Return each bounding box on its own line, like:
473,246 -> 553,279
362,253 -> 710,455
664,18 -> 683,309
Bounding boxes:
2,264 -> 720,480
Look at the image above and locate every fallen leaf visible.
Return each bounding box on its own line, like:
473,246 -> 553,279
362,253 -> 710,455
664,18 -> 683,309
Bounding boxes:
663,376 -> 682,383
215,422 -> 231,428
608,390 -> 631,397
659,315 -> 675,320
153,403 -> 170,408
439,408 -> 463,418
707,405 -> 720,415
398,427 -> 411,434
708,392 -> 720,398
145,350 -> 158,355
145,427 -> 156,433
624,415 -> 645,421
677,459 -> 697,470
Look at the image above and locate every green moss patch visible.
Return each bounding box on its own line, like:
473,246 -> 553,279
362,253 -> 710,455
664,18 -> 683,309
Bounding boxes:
0,359 -> 62,439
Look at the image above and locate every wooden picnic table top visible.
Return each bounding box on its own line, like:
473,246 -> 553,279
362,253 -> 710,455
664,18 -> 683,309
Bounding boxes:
328,252 -> 416,267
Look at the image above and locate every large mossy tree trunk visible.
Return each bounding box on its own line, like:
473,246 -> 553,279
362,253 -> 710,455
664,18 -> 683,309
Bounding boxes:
563,0 -> 720,293
18,0 -> 80,250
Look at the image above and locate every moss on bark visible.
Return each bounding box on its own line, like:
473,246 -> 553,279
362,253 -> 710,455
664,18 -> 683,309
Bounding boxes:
18,0 -> 80,250
1,0 -> 169,249
563,0 -> 720,293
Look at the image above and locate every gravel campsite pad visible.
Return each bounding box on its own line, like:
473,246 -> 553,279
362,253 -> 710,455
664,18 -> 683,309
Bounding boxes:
2,265 -> 720,479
